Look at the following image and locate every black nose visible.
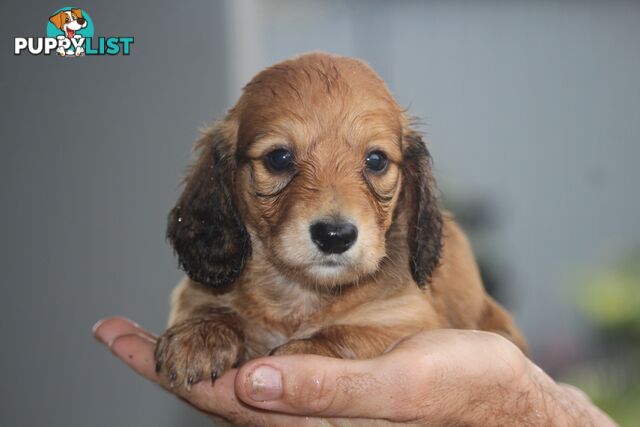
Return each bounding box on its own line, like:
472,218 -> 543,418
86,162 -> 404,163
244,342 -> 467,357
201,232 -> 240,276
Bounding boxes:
310,221 -> 358,254
77,18 -> 85,25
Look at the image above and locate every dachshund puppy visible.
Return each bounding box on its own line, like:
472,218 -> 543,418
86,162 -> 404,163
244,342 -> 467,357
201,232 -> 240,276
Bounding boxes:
155,52 -> 527,390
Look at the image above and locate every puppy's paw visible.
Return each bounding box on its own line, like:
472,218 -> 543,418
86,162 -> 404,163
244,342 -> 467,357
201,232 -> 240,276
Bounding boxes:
154,318 -> 243,391
270,339 -> 339,357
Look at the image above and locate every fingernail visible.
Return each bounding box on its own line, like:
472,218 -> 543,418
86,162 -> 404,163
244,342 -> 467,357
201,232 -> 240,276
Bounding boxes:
248,365 -> 282,401
92,319 -> 106,340
92,320 -> 102,334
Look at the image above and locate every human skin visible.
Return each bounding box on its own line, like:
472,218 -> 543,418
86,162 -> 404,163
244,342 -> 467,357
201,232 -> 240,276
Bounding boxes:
93,317 -> 617,427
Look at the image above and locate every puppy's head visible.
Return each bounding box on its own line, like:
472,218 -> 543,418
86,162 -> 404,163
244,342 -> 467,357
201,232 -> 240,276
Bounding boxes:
168,53 -> 442,289
49,9 -> 87,37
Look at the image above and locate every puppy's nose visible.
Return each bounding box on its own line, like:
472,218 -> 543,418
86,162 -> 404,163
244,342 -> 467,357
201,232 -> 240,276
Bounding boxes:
77,18 -> 86,25
310,220 -> 358,254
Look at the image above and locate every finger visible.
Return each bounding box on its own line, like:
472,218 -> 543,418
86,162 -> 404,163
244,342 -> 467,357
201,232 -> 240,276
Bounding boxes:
92,316 -> 156,346
108,333 -> 315,427
109,333 -> 215,400
109,333 -> 162,383
234,353 -> 420,420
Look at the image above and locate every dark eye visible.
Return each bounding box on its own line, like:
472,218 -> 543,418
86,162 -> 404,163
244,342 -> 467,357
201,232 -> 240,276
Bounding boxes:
365,150 -> 388,173
265,148 -> 294,172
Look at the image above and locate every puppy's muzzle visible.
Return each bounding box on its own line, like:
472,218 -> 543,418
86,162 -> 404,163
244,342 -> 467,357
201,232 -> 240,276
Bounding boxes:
310,220 -> 358,254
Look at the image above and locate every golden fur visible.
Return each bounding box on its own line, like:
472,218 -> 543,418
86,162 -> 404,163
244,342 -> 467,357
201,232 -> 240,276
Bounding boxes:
155,53 -> 527,390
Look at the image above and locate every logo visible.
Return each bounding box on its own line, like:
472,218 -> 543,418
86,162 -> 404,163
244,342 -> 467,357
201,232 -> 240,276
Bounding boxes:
14,7 -> 134,57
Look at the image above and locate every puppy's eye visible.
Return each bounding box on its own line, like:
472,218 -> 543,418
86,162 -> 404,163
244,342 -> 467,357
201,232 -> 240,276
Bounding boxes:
365,150 -> 388,173
265,148 -> 294,172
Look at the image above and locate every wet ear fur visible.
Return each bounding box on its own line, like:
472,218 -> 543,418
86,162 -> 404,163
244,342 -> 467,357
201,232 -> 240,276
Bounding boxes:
402,127 -> 444,287
167,122 -> 251,288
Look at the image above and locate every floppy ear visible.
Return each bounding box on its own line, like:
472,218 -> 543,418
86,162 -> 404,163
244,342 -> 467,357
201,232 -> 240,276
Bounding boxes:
167,122 -> 251,288
71,8 -> 83,19
402,129 -> 444,287
49,12 -> 65,30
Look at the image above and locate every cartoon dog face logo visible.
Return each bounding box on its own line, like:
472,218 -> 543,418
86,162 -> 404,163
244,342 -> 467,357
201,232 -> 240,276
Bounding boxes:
49,9 -> 86,38
48,8 -> 87,56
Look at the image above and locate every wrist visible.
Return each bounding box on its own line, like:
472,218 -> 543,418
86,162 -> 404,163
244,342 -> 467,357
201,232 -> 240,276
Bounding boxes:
522,361 -> 617,427
451,358 -> 584,426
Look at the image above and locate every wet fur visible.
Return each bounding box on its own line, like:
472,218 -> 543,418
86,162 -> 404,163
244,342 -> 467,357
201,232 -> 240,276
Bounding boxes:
156,53 -> 527,390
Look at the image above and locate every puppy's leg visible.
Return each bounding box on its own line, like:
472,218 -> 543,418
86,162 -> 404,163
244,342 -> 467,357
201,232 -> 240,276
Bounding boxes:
73,35 -> 84,56
155,280 -> 245,390
56,35 -> 66,56
155,307 -> 244,390
271,325 -> 406,359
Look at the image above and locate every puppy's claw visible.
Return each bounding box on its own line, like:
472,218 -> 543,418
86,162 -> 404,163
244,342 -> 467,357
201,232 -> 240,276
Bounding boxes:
169,372 -> 177,388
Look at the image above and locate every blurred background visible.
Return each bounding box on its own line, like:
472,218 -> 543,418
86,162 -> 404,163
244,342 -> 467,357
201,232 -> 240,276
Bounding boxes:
1,0 -> 638,425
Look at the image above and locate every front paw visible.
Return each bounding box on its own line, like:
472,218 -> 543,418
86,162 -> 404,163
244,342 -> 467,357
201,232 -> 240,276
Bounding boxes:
154,318 -> 243,390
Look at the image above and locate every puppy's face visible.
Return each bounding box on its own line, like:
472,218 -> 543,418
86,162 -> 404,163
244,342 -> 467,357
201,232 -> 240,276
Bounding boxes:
49,9 -> 87,37
234,64 -> 404,286
168,54 -> 443,290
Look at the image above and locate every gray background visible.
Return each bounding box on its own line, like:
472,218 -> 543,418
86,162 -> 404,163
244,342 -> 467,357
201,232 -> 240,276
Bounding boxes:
1,1 -> 227,426
1,1 -> 639,426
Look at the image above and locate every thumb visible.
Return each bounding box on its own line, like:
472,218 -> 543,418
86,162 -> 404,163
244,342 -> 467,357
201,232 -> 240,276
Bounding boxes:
234,352 -> 421,419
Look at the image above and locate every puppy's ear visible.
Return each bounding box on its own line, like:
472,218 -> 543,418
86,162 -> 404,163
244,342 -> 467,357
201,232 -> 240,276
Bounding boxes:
402,129 -> 444,287
71,8 -> 83,19
167,122 -> 251,288
49,12 -> 65,30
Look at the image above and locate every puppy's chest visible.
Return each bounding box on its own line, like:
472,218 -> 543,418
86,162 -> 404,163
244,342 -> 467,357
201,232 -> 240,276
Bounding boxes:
235,278 -> 327,357
240,310 -> 324,359
242,325 -> 287,359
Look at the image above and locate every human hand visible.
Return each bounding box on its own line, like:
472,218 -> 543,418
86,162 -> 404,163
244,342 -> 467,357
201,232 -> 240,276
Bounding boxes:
93,317 -> 616,426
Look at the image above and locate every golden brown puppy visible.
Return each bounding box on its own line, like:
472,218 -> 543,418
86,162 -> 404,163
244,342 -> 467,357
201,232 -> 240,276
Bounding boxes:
155,52 -> 527,390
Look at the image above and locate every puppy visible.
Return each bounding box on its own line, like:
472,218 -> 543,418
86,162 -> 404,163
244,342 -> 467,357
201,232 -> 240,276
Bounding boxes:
48,9 -> 87,56
155,52 -> 528,390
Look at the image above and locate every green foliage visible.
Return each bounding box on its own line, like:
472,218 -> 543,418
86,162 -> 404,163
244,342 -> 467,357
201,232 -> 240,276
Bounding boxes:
568,251 -> 640,425
580,257 -> 640,335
